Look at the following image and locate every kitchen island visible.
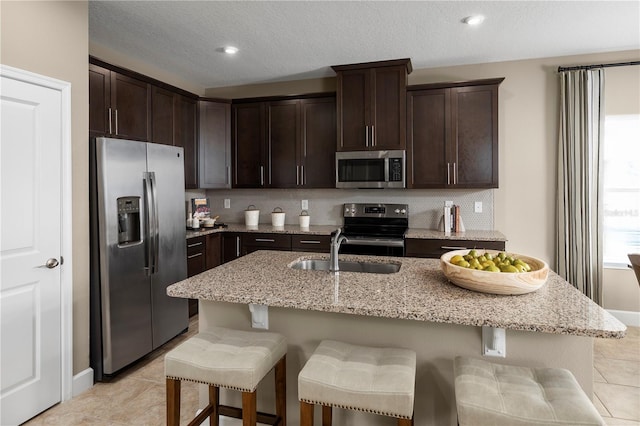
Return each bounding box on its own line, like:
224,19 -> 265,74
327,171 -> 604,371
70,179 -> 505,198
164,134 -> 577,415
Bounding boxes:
168,250 -> 625,425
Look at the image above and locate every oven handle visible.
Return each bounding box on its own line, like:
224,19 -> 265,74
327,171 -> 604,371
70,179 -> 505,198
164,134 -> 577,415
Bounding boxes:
342,237 -> 405,248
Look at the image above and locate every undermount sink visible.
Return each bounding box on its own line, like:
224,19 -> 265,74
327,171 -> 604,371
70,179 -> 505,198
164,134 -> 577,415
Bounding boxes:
290,259 -> 401,274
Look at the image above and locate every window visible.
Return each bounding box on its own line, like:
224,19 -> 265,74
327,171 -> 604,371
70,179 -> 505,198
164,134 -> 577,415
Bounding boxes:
602,114 -> 640,267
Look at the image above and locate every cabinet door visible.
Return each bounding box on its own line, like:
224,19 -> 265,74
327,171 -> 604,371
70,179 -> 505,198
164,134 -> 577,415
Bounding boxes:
111,72 -> 150,141
176,96 -> 198,189
222,233 -> 243,263
233,103 -> 265,187
336,69 -> 369,151
151,86 -> 175,145
371,66 -> 407,150
451,85 -> 499,188
89,64 -> 111,136
205,234 -> 222,270
407,89 -> 450,188
267,100 -> 300,188
199,101 -> 231,188
301,97 -> 336,188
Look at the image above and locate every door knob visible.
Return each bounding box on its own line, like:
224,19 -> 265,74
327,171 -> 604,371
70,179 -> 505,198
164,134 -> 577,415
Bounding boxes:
45,258 -> 59,269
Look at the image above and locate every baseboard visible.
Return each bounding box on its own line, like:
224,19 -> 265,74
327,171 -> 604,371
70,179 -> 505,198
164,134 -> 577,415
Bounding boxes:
607,309 -> 640,327
72,368 -> 94,398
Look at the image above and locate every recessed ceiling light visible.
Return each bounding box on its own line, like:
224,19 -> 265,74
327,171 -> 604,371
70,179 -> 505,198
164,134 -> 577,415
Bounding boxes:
462,15 -> 485,26
223,46 -> 238,54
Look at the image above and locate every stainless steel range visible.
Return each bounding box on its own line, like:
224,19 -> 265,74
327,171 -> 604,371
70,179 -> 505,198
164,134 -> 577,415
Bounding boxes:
340,203 -> 408,256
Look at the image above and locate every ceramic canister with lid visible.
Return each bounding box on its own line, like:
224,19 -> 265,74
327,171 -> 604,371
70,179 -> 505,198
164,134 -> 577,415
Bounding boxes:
271,207 -> 285,227
299,210 -> 310,228
244,205 -> 260,227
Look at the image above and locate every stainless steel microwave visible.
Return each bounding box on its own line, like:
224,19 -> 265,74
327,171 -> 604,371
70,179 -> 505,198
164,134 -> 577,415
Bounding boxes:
336,150 -> 406,189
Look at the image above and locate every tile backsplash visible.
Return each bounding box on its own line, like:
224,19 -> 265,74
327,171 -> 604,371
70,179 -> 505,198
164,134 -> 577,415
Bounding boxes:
185,188 -> 494,230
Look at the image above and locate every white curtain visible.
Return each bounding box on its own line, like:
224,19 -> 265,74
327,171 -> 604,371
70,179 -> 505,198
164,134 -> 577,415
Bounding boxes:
556,69 -> 605,305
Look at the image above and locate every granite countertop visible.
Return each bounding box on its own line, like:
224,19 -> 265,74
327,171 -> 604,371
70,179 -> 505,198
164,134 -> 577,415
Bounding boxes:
167,250 -> 626,339
186,224 -> 507,241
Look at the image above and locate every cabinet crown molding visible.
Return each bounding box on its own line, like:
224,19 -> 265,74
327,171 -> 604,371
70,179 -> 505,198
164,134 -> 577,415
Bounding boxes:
331,58 -> 413,74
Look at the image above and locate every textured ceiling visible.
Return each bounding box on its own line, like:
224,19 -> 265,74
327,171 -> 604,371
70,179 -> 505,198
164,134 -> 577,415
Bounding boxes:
89,1 -> 640,89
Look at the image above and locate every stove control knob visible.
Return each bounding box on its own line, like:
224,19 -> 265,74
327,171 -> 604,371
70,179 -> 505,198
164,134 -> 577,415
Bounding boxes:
400,209 -> 407,214
394,209 -> 400,214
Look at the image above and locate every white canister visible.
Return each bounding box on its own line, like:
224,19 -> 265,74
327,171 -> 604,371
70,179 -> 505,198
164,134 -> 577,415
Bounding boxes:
299,210 -> 310,228
271,207 -> 286,227
245,205 -> 260,227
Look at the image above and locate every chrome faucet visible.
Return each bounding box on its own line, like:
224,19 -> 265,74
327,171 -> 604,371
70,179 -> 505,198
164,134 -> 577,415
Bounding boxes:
330,227 -> 348,272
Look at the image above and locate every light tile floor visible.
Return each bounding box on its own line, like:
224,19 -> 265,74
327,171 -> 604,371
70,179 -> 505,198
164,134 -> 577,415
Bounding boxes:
23,322 -> 640,425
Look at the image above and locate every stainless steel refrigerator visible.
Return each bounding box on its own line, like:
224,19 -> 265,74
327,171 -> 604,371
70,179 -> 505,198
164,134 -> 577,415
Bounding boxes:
90,137 -> 188,381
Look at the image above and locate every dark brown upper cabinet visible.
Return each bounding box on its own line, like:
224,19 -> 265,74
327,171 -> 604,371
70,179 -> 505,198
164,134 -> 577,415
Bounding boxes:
151,86 -> 175,145
90,57 -> 200,188
407,78 -> 503,189
175,95 -> 198,189
89,63 -> 150,141
199,100 -> 231,189
332,59 -> 412,151
232,96 -> 336,189
232,102 -> 266,188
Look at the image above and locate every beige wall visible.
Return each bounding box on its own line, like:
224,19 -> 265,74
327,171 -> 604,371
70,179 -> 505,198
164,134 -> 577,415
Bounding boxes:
1,1 -> 90,374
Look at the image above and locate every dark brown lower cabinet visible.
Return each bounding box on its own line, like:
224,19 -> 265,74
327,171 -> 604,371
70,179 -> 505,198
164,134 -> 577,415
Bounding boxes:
291,235 -> 331,253
405,238 -> 505,259
186,236 -> 206,316
222,233 -> 243,263
242,233 -> 291,255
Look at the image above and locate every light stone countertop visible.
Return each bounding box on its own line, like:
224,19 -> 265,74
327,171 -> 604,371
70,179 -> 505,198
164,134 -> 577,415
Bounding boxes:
167,250 -> 626,339
186,224 -> 507,241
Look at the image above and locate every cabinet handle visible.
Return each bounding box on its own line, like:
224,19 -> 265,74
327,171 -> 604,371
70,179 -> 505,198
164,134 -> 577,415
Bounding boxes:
236,236 -> 240,257
108,107 -> 113,134
114,109 -> 119,135
296,165 -> 300,186
187,252 -> 203,259
301,165 -> 305,185
299,240 -> 321,244
255,238 -> 275,242
447,163 -> 451,185
453,162 -> 457,185
187,241 -> 203,248
260,166 -> 264,186
441,246 -> 468,250
371,125 -> 375,147
226,166 -> 230,185
365,125 -> 369,147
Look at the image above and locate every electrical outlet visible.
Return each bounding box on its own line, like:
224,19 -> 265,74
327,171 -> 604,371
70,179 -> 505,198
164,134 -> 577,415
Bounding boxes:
224,199 -> 230,209
301,199 -> 309,210
475,201 -> 483,213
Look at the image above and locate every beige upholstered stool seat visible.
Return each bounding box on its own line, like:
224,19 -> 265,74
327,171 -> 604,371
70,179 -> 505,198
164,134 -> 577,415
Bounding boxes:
165,326 -> 287,426
454,356 -> 605,426
299,340 -> 416,421
165,326 -> 287,391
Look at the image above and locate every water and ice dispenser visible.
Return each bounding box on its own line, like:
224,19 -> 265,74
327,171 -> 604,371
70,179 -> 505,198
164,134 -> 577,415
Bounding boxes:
117,197 -> 141,245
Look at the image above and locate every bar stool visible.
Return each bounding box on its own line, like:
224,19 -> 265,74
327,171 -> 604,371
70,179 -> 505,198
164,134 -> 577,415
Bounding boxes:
298,340 -> 416,425
454,356 -> 605,426
165,326 -> 287,426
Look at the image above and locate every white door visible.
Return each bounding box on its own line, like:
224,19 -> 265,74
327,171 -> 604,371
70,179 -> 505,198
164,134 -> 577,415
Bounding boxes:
1,70 -> 63,425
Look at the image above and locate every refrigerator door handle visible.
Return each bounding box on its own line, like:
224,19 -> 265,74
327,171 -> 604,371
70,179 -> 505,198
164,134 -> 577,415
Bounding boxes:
148,171 -> 160,274
143,172 -> 159,275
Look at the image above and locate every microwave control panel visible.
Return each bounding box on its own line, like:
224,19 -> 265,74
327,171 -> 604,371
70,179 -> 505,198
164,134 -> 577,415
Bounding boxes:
389,158 -> 403,182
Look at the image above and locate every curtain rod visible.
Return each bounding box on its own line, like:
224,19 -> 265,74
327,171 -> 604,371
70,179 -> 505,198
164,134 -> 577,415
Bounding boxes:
557,60 -> 640,72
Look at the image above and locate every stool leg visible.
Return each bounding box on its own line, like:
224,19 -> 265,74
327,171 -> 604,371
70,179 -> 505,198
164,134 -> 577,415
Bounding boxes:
242,390 -> 257,426
209,386 -> 219,426
166,378 -> 181,426
274,355 -> 287,426
322,405 -> 332,426
397,417 -> 413,426
300,401 -> 314,426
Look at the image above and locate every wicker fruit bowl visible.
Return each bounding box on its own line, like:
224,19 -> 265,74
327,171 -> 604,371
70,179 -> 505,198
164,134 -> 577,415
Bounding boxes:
440,249 -> 549,295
